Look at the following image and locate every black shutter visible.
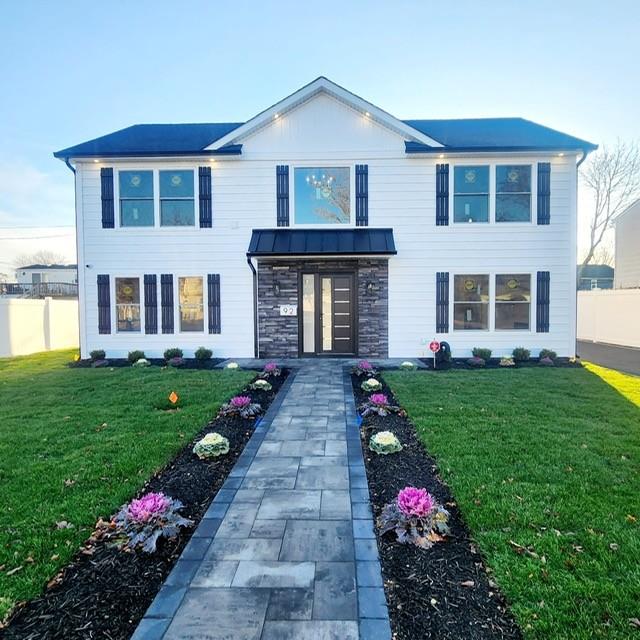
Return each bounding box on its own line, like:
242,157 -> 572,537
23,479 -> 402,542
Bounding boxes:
537,162 -> 551,225
97,274 -> 110,334
144,274 -> 158,334
199,166 -> 212,228
355,164 -> 369,226
436,164 -> 449,226
207,274 -> 221,334
276,165 -> 289,227
436,272 -> 449,333
160,274 -> 174,334
100,168 -> 114,228
536,271 -> 550,332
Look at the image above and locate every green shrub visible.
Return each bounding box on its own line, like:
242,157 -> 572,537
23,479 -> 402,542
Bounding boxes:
512,347 -> 531,362
195,347 -> 213,361
89,349 -> 105,361
539,349 -> 557,360
164,348 -> 183,361
472,348 -> 492,361
128,350 -> 146,363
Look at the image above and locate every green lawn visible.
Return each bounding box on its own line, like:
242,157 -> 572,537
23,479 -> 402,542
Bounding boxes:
0,350 -> 252,621
385,364 -> 640,640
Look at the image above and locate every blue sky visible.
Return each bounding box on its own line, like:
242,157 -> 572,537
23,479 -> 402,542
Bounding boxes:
0,0 -> 638,266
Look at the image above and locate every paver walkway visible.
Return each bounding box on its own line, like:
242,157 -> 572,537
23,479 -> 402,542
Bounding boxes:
133,360 -> 391,640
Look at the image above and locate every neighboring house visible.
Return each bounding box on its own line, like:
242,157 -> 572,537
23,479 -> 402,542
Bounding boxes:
614,199 -> 640,289
54,77 -> 597,359
15,264 -> 78,285
577,264 -> 614,290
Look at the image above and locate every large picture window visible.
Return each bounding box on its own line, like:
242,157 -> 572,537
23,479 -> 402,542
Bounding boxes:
115,277 -> 141,331
454,166 -> 489,223
495,274 -> 531,330
160,170 -> 195,226
119,171 -> 154,227
179,276 -> 204,332
294,167 -> 350,224
453,274 -> 489,330
496,165 -> 532,222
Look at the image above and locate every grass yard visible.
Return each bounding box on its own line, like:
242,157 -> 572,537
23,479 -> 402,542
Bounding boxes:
0,349 -> 252,621
386,364 -> 640,640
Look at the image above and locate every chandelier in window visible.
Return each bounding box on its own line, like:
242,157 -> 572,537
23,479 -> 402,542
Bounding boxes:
306,172 -> 335,199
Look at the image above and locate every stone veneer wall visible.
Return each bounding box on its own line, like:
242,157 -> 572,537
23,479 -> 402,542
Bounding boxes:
257,259 -> 388,358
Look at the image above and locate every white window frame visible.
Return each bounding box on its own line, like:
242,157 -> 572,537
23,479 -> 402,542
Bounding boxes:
495,164 -> 534,223
494,273 -> 532,332
449,162 -> 537,226
112,275 -> 143,334
451,273 -> 491,332
176,274 -> 207,334
159,169 -> 197,228
114,167 -> 200,230
290,164 -> 356,228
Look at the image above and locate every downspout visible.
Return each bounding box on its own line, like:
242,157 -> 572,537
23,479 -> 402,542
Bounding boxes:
247,256 -> 258,357
64,157 -> 76,175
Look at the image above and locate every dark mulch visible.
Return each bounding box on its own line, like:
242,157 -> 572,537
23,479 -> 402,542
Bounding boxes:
1,371 -> 288,640
352,374 -> 523,640
70,357 -> 226,370
419,356 -> 582,371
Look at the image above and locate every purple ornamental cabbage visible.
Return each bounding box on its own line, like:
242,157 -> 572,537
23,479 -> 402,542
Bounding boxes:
353,359 -> 378,377
397,487 -> 435,518
259,361 -> 282,378
127,492 -> 171,523
219,395 -> 262,419
359,392 -> 403,418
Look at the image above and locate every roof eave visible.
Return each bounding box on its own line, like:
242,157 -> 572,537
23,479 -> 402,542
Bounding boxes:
53,144 -> 243,160
405,142 -> 598,155
247,250 -> 397,258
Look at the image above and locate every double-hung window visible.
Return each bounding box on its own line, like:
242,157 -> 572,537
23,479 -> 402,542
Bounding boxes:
495,274 -> 531,330
453,274 -> 489,330
115,277 -> 141,331
179,276 -> 204,331
160,170 -> 195,226
496,165 -> 532,222
119,171 -> 154,227
453,166 -> 489,223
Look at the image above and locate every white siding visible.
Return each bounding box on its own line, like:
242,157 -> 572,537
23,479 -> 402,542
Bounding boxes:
15,268 -> 77,284
76,93 -> 579,358
615,201 -> 640,289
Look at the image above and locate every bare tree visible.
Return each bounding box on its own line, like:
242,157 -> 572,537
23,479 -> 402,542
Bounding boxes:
591,246 -> 615,267
14,249 -> 70,269
581,140 -> 640,266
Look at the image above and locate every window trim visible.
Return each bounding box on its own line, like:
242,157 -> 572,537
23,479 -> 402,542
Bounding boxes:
159,169 -> 197,227
448,162 -> 538,225
452,165 -> 490,225
114,167 -> 200,231
113,275 -> 143,334
494,273 -> 532,331
450,271 -> 536,333
495,164 -> 533,223
118,170 -> 155,228
176,274 -> 206,334
290,164 -> 356,228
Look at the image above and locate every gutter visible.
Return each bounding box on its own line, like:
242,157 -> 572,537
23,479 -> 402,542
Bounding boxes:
63,157 -> 76,175
246,257 -> 258,358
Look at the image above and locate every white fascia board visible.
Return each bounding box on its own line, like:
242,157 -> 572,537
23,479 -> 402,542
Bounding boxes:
206,76 -> 443,150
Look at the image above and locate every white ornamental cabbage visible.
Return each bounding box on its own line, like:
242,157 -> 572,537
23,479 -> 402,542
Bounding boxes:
361,378 -> 383,392
226,362 -> 240,370
400,361 -> 416,370
193,432 -> 230,459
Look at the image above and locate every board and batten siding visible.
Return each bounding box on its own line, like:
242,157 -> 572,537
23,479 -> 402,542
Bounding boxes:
75,92 -> 579,358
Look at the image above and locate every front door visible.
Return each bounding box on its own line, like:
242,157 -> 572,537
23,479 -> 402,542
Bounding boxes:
300,272 -> 356,356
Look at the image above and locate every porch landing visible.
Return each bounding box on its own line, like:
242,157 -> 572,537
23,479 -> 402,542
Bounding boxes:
132,360 -> 392,640
216,356 -> 426,369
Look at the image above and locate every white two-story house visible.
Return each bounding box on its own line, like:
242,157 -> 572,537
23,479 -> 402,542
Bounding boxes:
55,77 -> 596,359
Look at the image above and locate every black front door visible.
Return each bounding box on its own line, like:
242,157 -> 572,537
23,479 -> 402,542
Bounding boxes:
300,272 -> 356,356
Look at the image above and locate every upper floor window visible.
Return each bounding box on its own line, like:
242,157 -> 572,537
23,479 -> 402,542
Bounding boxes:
453,274 -> 489,330
179,276 -> 204,332
294,167 -> 350,224
115,277 -> 141,331
119,171 -> 154,227
160,170 -> 195,226
453,166 -> 489,223
495,274 -> 531,330
496,165 -> 531,222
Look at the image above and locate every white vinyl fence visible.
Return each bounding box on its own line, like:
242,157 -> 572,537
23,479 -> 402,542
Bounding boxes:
0,297 -> 79,357
577,289 -> 640,348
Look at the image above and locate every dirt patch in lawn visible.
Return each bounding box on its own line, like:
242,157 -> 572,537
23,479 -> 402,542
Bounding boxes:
1,371 -> 288,640
352,374 -> 523,640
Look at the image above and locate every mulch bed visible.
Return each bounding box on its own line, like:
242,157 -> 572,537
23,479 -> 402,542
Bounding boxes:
1,370 -> 288,640
352,373 -> 523,640
419,357 -> 583,371
70,358 -> 226,370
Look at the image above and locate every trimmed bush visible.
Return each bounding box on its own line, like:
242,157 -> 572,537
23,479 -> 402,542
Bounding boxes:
539,349 -> 557,361
195,347 -> 213,361
512,347 -> 530,362
128,350 -> 146,364
164,348 -> 183,361
89,349 -> 105,362
472,348 -> 492,361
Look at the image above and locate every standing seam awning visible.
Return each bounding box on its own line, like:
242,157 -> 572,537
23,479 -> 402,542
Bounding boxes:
247,228 -> 396,257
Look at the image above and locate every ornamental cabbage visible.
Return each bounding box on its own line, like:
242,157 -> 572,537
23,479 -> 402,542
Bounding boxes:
219,395 -> 262,419
226,362 -> 240,369
250,378 -> 273,391
361,378 -> 382,392
353,360 -> 378,377
133,358 -> 150,368
259,362 -> 281,378
193,432 -> 230,459
369,430 -> 402,455
399,361 -> 416,370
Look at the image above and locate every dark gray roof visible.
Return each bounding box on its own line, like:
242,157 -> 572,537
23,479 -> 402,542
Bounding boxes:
18,264 -> 77,270
247,228 -> 396,257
